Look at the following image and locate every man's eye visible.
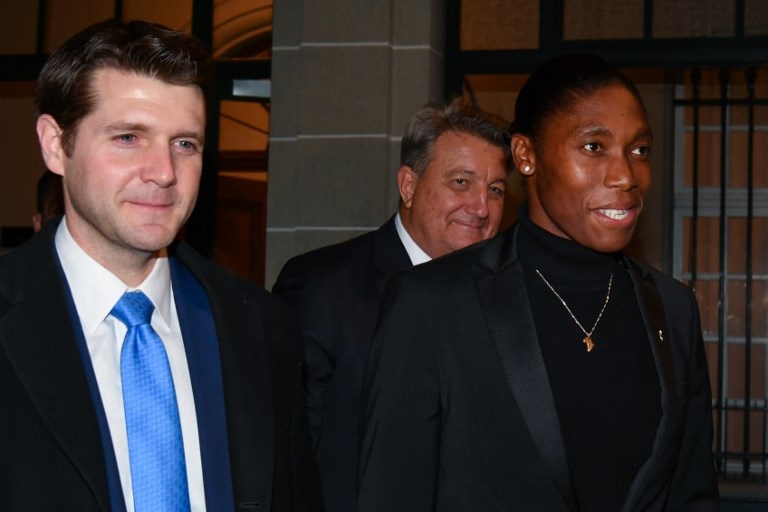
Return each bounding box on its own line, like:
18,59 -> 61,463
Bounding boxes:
117,134 -> 137,143
454,178 -> 467,185
175,140 -> 199,152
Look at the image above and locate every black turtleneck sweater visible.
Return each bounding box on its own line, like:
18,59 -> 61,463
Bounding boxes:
517,208 -> 662,511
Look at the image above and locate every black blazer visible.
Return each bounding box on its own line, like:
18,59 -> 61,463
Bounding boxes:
357,226 -> 719,511
0,220 -> 321,511
273,216 -> 412,512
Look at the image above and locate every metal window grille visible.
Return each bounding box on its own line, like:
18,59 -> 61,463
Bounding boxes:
673,66 -> 768,482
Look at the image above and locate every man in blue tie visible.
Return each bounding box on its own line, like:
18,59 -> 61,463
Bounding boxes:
0,19 -> 320,511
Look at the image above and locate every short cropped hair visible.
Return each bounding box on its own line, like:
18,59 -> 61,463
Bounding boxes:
400,99 -> 513,177
510,53 -> 646,144
35,19 -> 213,156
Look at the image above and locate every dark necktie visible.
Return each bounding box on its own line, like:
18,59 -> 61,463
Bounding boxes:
111,290 -> 190,511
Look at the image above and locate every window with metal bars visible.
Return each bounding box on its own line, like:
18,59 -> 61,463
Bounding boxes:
673,67 -> 768,481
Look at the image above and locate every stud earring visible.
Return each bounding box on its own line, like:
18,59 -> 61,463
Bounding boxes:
523,165 -> 533,174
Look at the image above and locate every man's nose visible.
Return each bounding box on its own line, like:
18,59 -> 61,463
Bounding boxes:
466,188 -> 489,218
141,146 -> 177,187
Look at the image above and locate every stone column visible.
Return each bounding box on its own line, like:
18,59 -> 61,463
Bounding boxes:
266,0 -> 445,287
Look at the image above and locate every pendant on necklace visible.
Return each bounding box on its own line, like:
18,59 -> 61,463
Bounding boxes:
535,269 -> 612,355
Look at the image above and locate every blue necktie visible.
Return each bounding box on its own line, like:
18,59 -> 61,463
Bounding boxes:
111,290 -> 190,511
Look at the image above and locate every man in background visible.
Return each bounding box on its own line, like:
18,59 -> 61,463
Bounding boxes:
273,99 -> 512,512
0,19 -> 319,511
32,169 -> 64,232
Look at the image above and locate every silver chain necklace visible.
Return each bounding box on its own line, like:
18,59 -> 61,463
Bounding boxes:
535,270 -> 613,352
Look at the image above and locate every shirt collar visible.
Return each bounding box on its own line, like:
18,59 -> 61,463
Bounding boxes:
54,217 -> 173,333
395,212 -> 432,266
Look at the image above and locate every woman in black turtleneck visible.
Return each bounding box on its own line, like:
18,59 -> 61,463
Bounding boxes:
518,207 -> 661,510
357,54 -> 719,512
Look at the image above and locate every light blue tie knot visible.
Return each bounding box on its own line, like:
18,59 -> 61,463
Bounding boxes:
111,290 -> 190,511
111,290 -> 154,328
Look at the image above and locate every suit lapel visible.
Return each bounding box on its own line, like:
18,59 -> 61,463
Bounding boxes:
174,243 -> 274,510
621,259 -> 680,511
468,230 -> 684,511
472,228 -> 577,511
372,216 -> 412,295
0,227 -> 111,509
171,258 -> 236,511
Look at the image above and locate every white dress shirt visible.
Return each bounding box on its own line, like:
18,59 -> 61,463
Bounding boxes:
55,219 -> 206,511
395,212 -> 432,266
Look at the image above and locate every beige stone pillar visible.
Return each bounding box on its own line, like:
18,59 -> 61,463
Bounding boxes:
265,0 -> 445,287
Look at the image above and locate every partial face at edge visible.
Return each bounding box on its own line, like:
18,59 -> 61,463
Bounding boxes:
518,85 -> 652,253
400,131 -> 508,258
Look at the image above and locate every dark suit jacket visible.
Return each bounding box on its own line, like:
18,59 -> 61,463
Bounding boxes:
357,226 -> 719,511
273,216 -> 412,512
0,220 -> 321,511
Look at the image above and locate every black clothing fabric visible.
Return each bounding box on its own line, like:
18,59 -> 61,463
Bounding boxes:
357,218 -> 719,511
518,211 -> 662,511
0,219 -> 322,511
273,216 -> 412,512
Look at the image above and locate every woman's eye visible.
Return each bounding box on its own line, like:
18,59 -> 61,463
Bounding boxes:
632,145 -> 651,156
583,142 -> 601,152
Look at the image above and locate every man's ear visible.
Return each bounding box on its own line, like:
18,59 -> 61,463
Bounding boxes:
32,213 -> 42,233
510,133 -> 536,177
397,165 -> 418,208
36,114 -> 66,177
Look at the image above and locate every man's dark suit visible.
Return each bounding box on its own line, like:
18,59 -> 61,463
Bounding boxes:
0,220 -> 321,511
273,215 -> 412,512
358,226 -> 718,511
